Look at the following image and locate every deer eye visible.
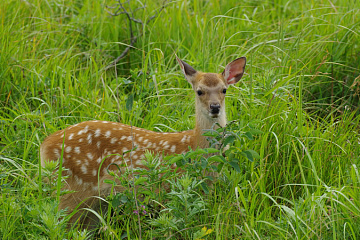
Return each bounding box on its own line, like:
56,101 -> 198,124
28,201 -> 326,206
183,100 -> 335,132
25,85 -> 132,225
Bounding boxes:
197,90 -> 203,96
222,89 -> 227,94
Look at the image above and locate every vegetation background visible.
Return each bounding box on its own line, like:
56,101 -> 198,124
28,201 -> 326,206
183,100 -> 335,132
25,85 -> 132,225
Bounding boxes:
1,0 -> 359,239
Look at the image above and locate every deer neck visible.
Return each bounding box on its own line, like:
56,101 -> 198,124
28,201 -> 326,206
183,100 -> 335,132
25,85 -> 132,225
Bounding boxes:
193,100 -> 227,149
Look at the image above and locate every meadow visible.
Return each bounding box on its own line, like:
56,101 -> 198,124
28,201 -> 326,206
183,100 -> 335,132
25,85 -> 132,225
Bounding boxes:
1,0 -> 360,239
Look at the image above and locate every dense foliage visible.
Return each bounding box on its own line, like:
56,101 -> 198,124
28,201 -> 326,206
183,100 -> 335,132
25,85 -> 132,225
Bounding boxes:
1,0 -> 359,239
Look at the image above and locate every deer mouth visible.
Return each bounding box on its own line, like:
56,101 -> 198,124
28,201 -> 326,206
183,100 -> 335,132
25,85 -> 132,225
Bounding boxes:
209,112 -> 220,118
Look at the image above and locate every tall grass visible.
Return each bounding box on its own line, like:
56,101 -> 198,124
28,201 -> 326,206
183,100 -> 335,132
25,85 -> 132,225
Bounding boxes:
1,0 -> 359,239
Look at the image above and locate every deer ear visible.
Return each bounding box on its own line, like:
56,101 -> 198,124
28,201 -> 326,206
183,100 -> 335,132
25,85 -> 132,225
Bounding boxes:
222,57 -> 246,85
176,56 -> 197,83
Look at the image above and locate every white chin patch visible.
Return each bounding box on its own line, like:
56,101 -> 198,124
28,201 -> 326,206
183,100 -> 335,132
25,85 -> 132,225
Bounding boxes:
209,113 -> 219,118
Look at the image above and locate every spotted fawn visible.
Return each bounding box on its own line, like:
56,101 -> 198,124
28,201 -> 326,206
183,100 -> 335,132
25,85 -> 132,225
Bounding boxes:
40,56 -> 246,227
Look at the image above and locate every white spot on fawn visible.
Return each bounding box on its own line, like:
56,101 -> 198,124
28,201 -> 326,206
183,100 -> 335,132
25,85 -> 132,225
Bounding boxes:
110,137 -> 118,144
87,133 -> 93,144
96,141 -> 101,149
77,125 -> 89,135
87,153 -> 94,160
120,136 -> 126,140
81,165 -> 88,174
127,136 -> 132,141
181,135 -> 187,143
103,149 -> 109,156
132,155 -> 138,160
75,176 -> 83,185
94,129 -> 101,137
79,138 -> 83,142
122,147 -> 128,153
54,149 -> 60,158
65,146 -> 72,153
138,136 -> 143,142
171,145 -> 176,152
68,133 -> 74,140
96,157 -> 102,163
102,121 -> 109,124
74,147 -> 81,154
92,169 -> 97,176
105,130 -> 111,138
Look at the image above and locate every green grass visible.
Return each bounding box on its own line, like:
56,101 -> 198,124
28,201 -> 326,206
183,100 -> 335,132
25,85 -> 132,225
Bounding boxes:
1,0 -> 360,239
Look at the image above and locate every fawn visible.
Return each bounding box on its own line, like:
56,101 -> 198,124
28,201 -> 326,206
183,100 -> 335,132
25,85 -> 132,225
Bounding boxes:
40,56 -> 246,228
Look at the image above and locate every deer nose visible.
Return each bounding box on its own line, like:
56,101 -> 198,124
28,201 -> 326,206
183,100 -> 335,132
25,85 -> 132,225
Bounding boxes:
210,103 -> 220,114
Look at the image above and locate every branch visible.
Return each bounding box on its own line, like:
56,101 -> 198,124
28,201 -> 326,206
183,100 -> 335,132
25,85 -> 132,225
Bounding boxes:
105,0 -> 173,71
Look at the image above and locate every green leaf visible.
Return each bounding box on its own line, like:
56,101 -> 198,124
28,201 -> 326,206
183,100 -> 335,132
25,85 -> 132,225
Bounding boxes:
111,195 -> 121,208
228,160 -> 241,172
244,132 -> 254,140
103,179 -> 116,185
216,162 -> 224,172
241,150 -> 259,162
249,128 -> 263,135
169,155 -> 184,164
225,147 -> 236,159
200,182 -> 209,194
126,94 -> 134,111
194,148 -> 208,154
185,151 -> 199,159
185,148 -> 207,159
241,151 -> 253,162
123,78 -> 132,85
201,158 -> 208,169
120,194 -> 129,204
176,158 -> 186,167
206,175 -> 215,181
246,149 -> 260,159
134,177 -> 147,185
202,130 -> 219,137
207,155 -> 225,163
223,135 -> 236,146
204,148 -> 220,154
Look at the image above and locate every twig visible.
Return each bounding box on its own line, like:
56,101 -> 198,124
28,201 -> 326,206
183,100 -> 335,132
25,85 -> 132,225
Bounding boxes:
104,0 -> 173,71
129,122 -> 142,239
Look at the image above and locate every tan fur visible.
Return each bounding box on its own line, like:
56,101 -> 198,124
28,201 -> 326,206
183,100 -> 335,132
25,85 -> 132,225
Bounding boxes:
40,56 -> 246,228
